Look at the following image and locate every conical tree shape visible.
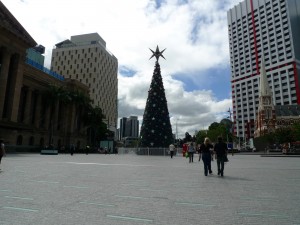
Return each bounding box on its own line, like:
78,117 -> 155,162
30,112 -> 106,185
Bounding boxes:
140,61 -> 173,147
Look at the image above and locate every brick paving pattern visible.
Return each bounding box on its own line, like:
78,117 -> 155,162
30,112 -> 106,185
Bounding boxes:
0,153 -> 300,225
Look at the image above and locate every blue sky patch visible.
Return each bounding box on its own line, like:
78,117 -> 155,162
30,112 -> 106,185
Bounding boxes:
154,0 -> 188,9
173,66 -> 231,100
154,0 -> 164,9
119,66 -> 137,77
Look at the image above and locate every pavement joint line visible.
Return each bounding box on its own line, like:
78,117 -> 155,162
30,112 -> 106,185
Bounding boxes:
0,189 -> 11,192
237,212 -> 289,218
63,185 -> 89,189
31,180 -> 59,184
240,197 -> 279,201
175,202 -> 216,207
2,206 -> 38,212
121,183 -> 148,187
4,196 -> 34,200
65,162 -> 156,167
79,201 -> 116,207
114,195 -> 150,200
139,188 -> 166,192
106,214 -> 153,223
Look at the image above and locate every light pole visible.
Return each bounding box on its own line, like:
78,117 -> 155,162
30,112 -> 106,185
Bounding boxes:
227,108 -> 233,155
236,118 -> 241,151
176,118 -> 179,141
175,118 -> 179,156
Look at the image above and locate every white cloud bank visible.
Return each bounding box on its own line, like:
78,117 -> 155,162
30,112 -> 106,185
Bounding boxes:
2,0 -> 241,138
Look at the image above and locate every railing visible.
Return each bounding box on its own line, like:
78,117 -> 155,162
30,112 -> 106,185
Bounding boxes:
25,58 -> 65,81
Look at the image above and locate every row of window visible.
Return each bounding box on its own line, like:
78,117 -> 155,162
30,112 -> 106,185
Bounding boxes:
228,0 -> 290,77
58,46 -> 105,56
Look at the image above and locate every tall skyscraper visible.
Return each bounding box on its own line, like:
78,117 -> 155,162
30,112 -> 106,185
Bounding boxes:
119,116 -> 139,140
119,117 -> 127,140
227,0 -> 300,139
51,33 -> 118,131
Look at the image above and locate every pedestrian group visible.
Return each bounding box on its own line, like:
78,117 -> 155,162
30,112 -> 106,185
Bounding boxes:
171,136 -> 228,177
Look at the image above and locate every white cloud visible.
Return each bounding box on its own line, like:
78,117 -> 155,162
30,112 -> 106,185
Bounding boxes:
2,0 -> 241,138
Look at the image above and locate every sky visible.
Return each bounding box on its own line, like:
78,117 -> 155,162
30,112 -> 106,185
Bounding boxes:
2,0 -> 242,138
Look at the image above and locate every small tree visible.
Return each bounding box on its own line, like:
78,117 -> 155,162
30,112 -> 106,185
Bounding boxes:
274,127 -> 295,144
195,130 -> 207,145
207,123 -> 227,143
291,122 -> 300,141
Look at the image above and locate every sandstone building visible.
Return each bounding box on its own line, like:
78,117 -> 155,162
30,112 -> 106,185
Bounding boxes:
0,2 -> 89,151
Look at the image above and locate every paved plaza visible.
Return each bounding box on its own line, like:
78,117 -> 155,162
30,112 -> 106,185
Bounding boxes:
0,153 -> 300,225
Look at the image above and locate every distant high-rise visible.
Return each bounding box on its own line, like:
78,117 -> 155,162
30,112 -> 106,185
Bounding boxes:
51,33 -> 118,130
26,45 -> 45,65
227,0 -> 300,139
119,116 -> 139,140
119,117 -> 127,140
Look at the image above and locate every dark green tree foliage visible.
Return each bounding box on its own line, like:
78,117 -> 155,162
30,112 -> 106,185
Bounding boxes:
182,132 -> 192,143
196,130 -> 207,145
140,61 -> 173,147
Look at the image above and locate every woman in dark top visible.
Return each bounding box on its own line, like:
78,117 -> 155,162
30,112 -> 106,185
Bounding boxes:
199,137 -> 213,176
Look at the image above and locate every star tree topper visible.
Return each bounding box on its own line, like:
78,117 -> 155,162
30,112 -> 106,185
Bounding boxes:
149,45 -> 166,62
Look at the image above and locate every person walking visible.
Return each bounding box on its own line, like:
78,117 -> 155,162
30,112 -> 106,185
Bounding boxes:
214,136 -> 228,177
85,145 -> 90,155
199,137 -> 213,176
188,142 -> 195,163
70,144 -> 75,156
0,140 -> 6,170
169,144 -> 175,158
197,144 -> 202,161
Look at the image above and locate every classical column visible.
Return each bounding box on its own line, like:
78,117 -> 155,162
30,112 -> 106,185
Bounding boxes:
53,101 -> 60,132
44,105 -> 51,131
7,53 -> 25,122
24,87 -> 32,125
66,104 -> 76,138
34,92 -> 42,129
0,48 -> 11,118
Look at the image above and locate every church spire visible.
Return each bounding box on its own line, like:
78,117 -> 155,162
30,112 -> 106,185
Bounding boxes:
259,57 -> 272,97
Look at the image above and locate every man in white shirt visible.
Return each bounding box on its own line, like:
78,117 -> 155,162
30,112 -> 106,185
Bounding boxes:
169,144 -> 175,158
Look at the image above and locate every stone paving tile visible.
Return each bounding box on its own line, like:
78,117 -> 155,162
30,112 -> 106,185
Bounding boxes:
0,153 -> 300,225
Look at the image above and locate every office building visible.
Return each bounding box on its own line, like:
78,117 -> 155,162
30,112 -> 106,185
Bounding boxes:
227,0 -> 300,139
119,117 -> 127,140
51,33 -> 118,131
119,116 -> 139,140
26,45 -> 45,65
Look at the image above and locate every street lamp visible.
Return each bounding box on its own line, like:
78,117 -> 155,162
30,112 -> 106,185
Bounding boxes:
176,118 -> 179,141
227,108 -> 234,155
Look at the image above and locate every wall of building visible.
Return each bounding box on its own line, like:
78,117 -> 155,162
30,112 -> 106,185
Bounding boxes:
228,0 -> 300,139
50,33 -> 118,131
0,2 -> 90,151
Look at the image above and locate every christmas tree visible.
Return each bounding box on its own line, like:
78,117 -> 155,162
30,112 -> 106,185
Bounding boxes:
140,46 -> 173,147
